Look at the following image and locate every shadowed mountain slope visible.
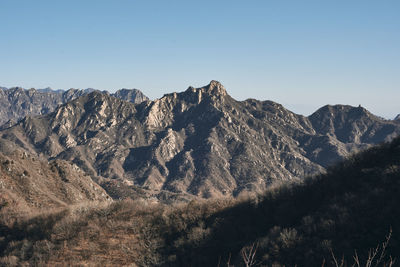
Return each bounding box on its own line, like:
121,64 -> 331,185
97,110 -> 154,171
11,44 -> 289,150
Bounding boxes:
158,135 -> 400,266
0,81 -> 399,198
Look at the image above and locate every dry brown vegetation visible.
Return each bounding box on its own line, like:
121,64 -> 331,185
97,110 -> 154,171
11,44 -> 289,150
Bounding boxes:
0,191 -> 397,266
0,197 -> 238,266
0,150 -> 110,216
1,137 -> 400,266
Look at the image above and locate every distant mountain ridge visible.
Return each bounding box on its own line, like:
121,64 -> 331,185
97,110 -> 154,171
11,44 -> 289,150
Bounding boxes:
0,86 -> 149,126
0,81 -> 399,199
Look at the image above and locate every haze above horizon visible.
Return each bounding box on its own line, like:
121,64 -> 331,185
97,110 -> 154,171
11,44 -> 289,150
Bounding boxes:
1,1 -> 399,118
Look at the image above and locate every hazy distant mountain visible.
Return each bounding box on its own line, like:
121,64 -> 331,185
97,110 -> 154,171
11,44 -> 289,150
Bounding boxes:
0,87 -> 149,126
1,81 -> 399,199
305,104 -> 399,166
36,87 -> 65,93
112,88 -> 149,104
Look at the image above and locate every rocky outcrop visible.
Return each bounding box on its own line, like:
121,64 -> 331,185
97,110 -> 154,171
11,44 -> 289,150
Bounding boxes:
1,81 -> 399,199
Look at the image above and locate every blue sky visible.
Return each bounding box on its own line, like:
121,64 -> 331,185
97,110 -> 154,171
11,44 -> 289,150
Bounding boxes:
1,1 -> 399,118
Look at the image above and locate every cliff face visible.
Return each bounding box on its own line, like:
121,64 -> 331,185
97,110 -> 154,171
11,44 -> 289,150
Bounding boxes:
1,81 -> 399,198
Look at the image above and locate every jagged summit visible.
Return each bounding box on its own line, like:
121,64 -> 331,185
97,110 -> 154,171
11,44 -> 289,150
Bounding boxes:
156,80 -> 229,109
204,80 -> 228,96
185,80 -> 227,96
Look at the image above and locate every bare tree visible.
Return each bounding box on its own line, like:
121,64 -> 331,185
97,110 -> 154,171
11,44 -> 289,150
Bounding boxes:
241,242 -> 259,267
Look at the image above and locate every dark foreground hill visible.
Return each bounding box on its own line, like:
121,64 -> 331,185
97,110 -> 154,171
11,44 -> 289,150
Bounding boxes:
163,136 -> 400,266
1,137 -> 400,266
0,81 -> 399,199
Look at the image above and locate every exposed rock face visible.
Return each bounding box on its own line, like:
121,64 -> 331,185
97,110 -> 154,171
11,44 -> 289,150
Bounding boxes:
0,81 -> 399,199
0,150 -> 110,214
0,87 -> 149,126
395,114 -> 400,121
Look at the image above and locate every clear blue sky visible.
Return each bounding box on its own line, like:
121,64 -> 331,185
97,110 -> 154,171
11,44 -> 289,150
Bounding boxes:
1,1 -> 399,118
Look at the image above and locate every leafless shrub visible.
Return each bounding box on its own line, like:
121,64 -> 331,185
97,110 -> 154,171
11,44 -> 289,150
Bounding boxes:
330,229 -> 395,267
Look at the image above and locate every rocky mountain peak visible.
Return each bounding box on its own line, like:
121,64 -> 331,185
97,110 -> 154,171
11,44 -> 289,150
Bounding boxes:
113,88 -> 149,104
308,103 -> 397,146
310,104 -> 373,122
204,80 -> 227,96
395,114 -> 400,121
184,80 -> 227,97
176,80 -> 228,107
9,87 -> 24,92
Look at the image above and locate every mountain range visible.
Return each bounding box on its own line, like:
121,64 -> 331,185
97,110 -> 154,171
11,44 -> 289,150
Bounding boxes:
0,81 -> 399,199
0,86 -> 148,127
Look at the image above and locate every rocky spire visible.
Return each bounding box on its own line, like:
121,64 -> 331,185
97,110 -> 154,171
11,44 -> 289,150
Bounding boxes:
204,80 -> 227,96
